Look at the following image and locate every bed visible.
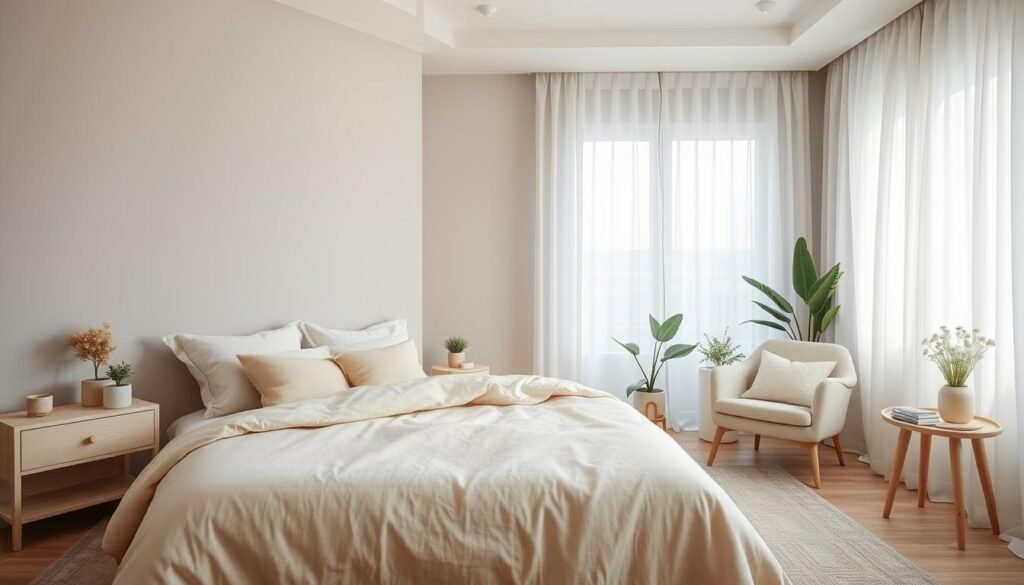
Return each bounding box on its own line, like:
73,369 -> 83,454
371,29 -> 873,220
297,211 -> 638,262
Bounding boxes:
103,374 -> 786,584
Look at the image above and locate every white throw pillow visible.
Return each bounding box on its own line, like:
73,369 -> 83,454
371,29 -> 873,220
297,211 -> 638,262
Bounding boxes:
299,319 -> 408,352
163,323 -> 309,418
333,339 -> 426,387
741,351 -> 836,407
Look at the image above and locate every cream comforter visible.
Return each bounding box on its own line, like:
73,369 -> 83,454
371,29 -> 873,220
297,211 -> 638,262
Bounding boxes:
103,375 -> 785,584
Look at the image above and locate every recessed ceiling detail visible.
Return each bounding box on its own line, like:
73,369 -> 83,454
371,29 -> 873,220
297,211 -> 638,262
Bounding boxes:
274,0 -> 922,73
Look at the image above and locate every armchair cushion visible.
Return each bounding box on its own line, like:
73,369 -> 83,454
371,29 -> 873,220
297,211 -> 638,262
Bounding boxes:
741,351 -> 836,407
715,397 -> 813,427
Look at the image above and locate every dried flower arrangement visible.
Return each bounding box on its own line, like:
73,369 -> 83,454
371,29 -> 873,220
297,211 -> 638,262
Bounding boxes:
921,326 -> 995,387
68,323 -> 117,380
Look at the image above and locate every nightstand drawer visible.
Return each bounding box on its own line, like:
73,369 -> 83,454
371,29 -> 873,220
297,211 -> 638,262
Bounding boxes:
20,411 -> 155,472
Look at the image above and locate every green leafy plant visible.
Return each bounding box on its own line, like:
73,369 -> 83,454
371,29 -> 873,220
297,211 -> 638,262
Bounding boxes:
697,328 -> 745,367
742,237 -> 843,342
443,336 -> 469,353
106,361 -> 132,386
614,314 -> 697,396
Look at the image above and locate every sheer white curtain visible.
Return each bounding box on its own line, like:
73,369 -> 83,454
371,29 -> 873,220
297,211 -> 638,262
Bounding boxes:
823,0 -> 1024,556
536,72 -> 811,429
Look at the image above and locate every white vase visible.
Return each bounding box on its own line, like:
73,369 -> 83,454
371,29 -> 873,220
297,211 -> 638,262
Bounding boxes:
448,352 -> 466,368
81,378 -> 111,407
632,389 -> 666,422
938,384 -> 974,424
103,384 -> 133,409
698,368 -> 737,443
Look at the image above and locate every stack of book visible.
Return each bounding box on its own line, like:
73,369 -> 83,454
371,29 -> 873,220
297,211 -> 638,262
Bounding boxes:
892,406 -> 941,426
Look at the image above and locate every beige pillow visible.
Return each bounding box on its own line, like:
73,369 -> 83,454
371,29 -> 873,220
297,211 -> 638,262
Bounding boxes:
333,339 -> 426,387
238,353 -> 350,407
741,350 -> 836,407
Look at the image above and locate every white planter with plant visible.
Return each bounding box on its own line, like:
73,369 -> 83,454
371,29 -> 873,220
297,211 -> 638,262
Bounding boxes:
615,314 -> 696,424
697,329 -> 744,443
68,323 -> 116,407
103,361 -> 133,409
444,336 -> 469,368
922,326 -> 995,424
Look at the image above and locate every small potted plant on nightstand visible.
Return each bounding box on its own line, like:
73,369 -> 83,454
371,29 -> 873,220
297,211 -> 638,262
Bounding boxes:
696,328 -> 745,443
444,336 -> 470,368
68,323 -> 116,407
614,314 -> 697,426
103,361 -> 133,409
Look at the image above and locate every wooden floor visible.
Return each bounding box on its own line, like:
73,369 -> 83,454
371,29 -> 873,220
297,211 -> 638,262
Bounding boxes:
675,431 -> 1024,585
1,434 -> 1022,584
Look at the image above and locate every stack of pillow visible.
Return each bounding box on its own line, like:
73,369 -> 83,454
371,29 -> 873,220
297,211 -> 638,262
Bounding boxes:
164,319 -> 426,419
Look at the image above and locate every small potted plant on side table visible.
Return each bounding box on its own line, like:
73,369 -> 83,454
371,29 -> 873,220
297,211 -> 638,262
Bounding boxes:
696,328 -> 745,443
103,361 -> 134,409
444,336 -> 470,368
68,323 -> 116,407
614,314 -> 697,429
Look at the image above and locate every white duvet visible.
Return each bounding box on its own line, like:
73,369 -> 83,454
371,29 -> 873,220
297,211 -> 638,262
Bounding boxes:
103,375 -> 786,584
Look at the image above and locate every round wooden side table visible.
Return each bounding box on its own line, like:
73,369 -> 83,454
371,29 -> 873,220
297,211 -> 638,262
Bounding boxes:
429,365 -> 490,376
880,407 -> 1003,550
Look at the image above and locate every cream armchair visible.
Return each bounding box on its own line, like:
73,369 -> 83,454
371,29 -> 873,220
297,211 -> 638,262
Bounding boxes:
706,340 -> 857,489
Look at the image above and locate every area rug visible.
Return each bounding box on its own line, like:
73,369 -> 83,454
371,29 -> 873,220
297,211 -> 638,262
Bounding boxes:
30,467 -> 938,585
706,465 -> 940,585
29,517 -> 115,585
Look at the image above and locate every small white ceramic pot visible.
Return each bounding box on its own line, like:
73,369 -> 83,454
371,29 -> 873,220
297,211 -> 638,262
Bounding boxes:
26,394 -> 53,417
103,384 -> 133,409
698,368 -> 737,443
938,385 -> 974,424
632,388 -> 666,422
81,378 -> 111,407
448,352 -> 466,368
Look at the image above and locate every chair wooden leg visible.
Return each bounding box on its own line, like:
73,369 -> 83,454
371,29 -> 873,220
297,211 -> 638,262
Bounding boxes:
808,443 -> 822,489
707,426 -> 728,466
831,434 -> 846,466
754,434 -> 761,451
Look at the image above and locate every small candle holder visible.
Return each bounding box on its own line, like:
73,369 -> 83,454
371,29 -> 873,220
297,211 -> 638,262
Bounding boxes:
26,394 -> 53,417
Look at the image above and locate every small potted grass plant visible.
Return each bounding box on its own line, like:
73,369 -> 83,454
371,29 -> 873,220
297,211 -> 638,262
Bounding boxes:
444,336 -> 470,368
614,314 -> 696,422
68,323 -> 116,407
103,361 -> 133,409
696,329 -> 745,442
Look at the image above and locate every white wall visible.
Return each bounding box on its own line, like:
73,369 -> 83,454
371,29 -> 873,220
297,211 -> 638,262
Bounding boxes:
0,0 -> 422,432
422,75 -> 535,373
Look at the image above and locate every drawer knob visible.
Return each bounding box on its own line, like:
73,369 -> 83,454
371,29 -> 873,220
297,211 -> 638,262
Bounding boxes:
86,434 -> 99,444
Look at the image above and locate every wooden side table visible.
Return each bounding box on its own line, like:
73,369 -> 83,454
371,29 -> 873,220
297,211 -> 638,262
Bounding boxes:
430,365 -> 490,376
880,407 -> 1002,550
0,399 -> 159,551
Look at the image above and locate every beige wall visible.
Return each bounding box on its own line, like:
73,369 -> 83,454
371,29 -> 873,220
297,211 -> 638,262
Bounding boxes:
0,0 -> 422,431
422,75 -> 535,373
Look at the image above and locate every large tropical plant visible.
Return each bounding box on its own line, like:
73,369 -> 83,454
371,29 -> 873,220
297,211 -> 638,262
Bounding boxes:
614,314 -> 697,396
742,237 -> 843,342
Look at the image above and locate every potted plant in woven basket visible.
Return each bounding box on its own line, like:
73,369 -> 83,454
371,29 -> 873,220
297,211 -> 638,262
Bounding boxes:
68,323 -> 116,407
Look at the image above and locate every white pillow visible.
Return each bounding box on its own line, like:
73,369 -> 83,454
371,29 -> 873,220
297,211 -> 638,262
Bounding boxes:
163,323 -> 309,418
741,350 -> 836,407
299,319 -> 408,353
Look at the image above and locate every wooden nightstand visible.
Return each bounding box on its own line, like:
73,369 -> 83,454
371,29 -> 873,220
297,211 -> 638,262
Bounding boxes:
430,365 -> 490,376
0,399 -> 159,551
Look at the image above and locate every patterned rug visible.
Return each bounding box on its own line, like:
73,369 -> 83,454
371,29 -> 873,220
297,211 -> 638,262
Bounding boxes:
30,467 -> 937,584
706,465 -> 940,585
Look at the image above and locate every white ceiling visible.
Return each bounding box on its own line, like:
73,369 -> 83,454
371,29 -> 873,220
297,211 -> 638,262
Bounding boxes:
276,0 -> 922,74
